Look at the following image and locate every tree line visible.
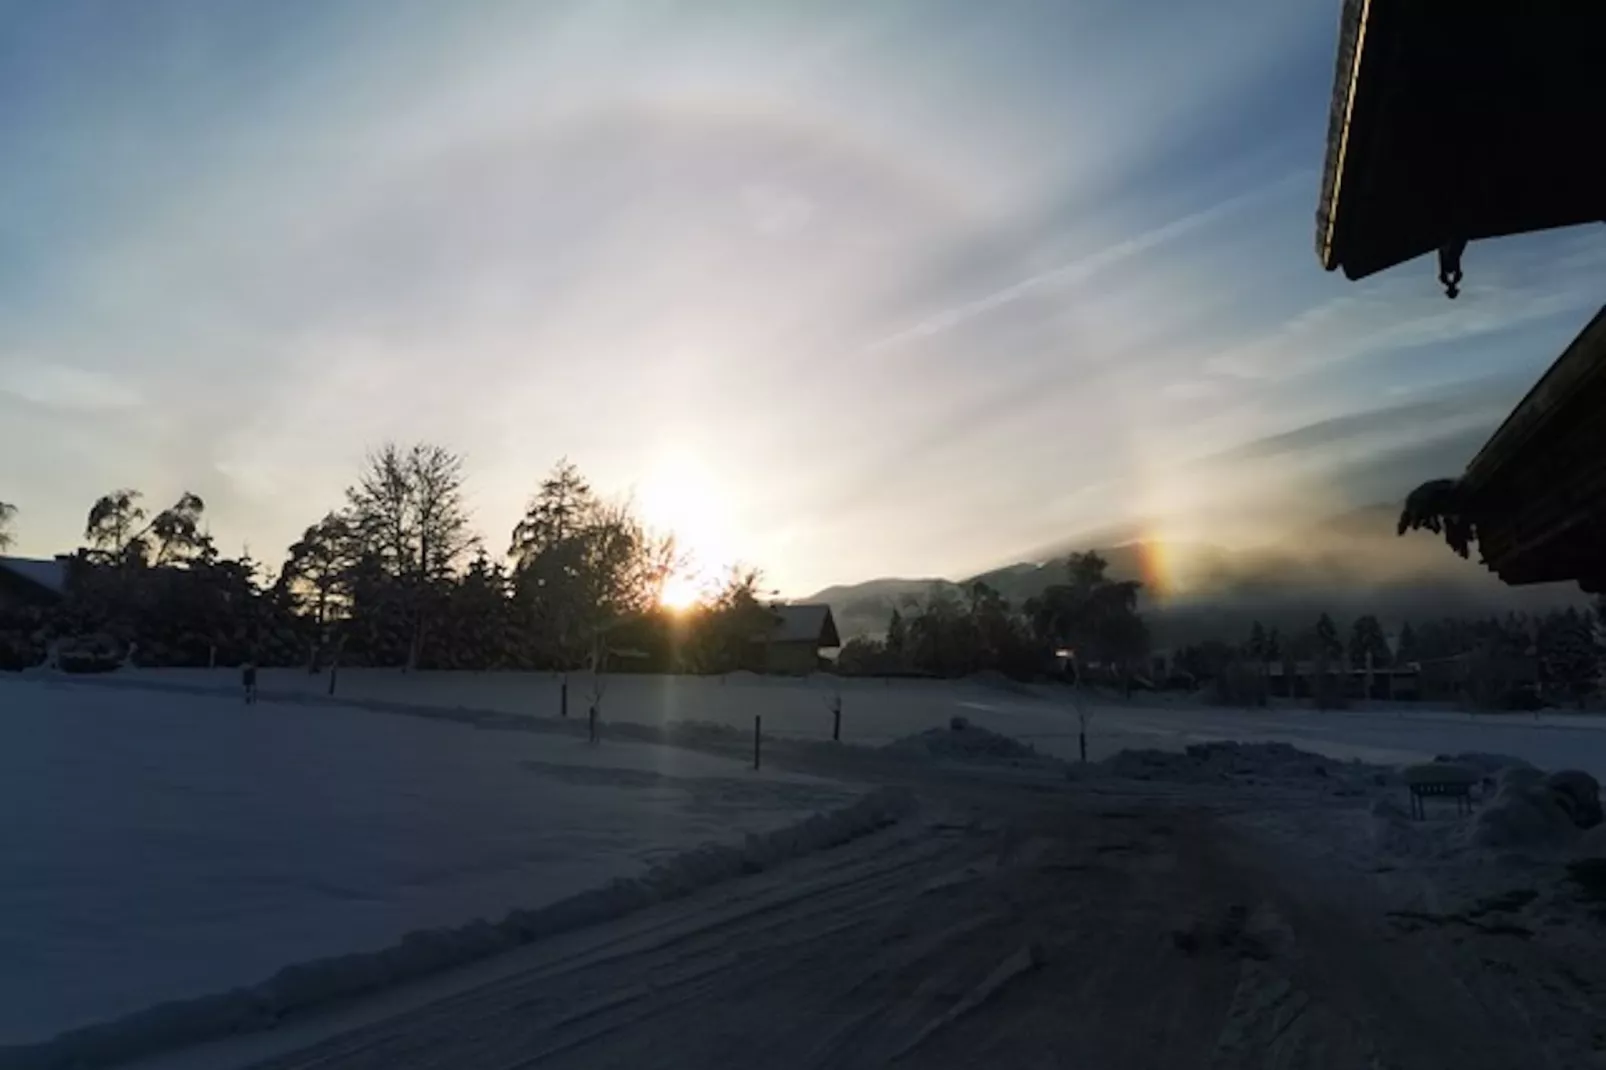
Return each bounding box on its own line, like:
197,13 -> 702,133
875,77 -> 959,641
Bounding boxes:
0,446 -> 776,674
835,551 -> 1150,685
1169,605 -> 1605,709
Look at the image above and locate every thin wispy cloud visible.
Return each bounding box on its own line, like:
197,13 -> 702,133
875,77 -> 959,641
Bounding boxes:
1205,235 -> 1606,382
861,172 -> 1306,356
0,358 -> 141,413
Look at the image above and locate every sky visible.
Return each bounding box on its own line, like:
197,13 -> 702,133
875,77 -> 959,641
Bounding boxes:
2,0 -> 1602,597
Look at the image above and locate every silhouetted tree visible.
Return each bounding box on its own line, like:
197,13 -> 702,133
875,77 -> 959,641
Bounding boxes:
1396,622 -> 1420,664
278,513 -> 357,628
1348,614 -> 1391,669
1025,551 -> 1146,675
1315,613 -> 1343,660
83,489 -> 214,569
690,565 -> 777,673
1245,621 -> 1268,660
438,550 -> 516,669
885,608 -> 907,660
84,489 -> 147,563
509,460 -> 679,679
511,459 -> 599,667
0,501 -> 15,553
346,443 -> 475,668
1539,608 -> 1599,708
148,493 -> 215,567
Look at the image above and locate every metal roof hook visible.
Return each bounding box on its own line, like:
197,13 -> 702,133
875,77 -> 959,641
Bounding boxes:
1438,239 -> 1467,299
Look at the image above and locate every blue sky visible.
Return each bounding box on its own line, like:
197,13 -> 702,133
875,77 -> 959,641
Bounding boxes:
2,0 -> 1601,595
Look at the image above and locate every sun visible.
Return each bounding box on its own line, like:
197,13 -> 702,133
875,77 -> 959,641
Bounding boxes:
659,573 -> 702,612
639,453 -> 736,609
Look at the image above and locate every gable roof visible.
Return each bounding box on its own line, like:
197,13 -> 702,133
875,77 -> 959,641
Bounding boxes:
769,603 -> 841,648
0,556 -> 67,598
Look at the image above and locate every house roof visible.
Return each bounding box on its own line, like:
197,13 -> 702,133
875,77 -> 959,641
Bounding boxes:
1317,2 -> 1606,283
1455,304 -> 1606,592
0,556 -> 67,598
768,604 -> 841,648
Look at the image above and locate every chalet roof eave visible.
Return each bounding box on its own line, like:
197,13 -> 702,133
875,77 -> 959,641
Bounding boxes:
1316,3 -> 1606,286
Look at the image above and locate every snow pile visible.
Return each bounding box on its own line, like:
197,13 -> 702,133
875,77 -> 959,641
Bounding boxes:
882,718 -> 1046,764
7,787 -> 915,1070
1433,752 -> 1534,777
1469,769 -> 1602,850
1572,823 -> 1606,859
1468,784 -> 1577,850
1366,794 -> 1468,859
1369,759 -> 1603,855
1102,741 -> 1386,790
1545,770 -> 1604,829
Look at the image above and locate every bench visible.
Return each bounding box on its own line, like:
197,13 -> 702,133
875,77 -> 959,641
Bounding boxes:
1407,780 -> 1474,819
1402,763 -> 1481,819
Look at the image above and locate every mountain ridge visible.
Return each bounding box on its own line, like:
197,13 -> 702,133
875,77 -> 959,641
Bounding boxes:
807,503 -> 1587,646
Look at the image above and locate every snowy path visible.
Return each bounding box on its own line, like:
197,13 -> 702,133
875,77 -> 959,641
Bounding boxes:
0,679 -> 859,1047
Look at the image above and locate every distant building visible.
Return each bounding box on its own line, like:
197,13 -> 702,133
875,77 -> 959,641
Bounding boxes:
0,556 -> 68,611
751,604 -> 841,675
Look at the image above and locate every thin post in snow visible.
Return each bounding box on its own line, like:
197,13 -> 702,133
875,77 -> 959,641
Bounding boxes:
833,705 -> 842,742
561,675 -> 569,718
328,662 -> 338,697
588,704 -> 598,744
753,715 -> 762,770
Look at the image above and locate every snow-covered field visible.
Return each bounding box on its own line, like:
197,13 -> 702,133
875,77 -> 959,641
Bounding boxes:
96,666 -> 1606,778
0,677 -> 860,1048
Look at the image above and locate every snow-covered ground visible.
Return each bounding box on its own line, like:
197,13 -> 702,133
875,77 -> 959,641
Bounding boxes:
0,677 -> 861,1047
98,666 -> 1606,779
13,666 -> 1606,1067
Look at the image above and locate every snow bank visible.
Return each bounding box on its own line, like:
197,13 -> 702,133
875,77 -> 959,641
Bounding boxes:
1102,741 -> 1388,792
1467,770 -> 1602,850
1366,760 -> 1603,856
1432,752 -> 1534,777
882,718 -> 1055,766
962,670 -> 1039,697
2,787 -> 914,1070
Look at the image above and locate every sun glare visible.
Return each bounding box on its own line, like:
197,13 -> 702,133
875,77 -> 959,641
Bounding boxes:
659,573 -> 702,612
640,453 -> 736,611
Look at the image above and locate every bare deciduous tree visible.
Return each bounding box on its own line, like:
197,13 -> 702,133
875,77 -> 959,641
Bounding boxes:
345,443 -> 477,668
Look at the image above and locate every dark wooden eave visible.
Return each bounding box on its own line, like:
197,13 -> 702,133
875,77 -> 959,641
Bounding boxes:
1317,1 -> 1606,282
1457,304 -> 1606,593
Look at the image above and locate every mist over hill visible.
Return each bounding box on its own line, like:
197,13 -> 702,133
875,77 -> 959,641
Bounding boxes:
809,503 -> 1587,648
